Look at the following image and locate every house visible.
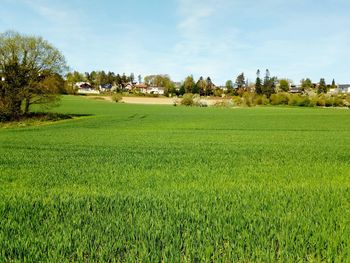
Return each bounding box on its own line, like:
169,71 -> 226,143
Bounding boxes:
124,83 -> 133,91
75,82 -> 100,94
337,84 -> 350,93
289,85 -> 302,94
99,84 -> 115,92
146,86 -> 165,95
134,83 -> 148,93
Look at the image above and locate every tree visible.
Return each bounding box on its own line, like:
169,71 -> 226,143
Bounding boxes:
129,73 -> 135,83
138,74 -> 142,84
0,31 -> 68,119
262,69 -> 276,97
225,80 -> 233,94
300,78 -> 313,91
183,75 -> 195,94
196,76 -> 207,95
206,77 -> 214,96
115,74 -> 122,87
255,70 -> 262,95
279,79 -> 290,92
144,74 -> 172,88
121,73 -> 128,85
235,73 -> 245,89
317,78 -> 327,94
331,79 -> 337,90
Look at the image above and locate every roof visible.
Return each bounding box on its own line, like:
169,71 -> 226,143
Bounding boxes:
101,84 -> 112,89
134,83 -> 148,88
338,84 -> 350,89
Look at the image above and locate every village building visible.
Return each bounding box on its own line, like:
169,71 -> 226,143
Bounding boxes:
337,84 -> 350,93
75,82 -> 100,94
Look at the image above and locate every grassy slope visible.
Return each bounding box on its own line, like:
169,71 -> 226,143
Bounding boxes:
1,95 -> 350,261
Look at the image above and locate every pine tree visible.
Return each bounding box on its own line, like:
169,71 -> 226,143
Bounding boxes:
255,69 -> 262,95
331,79 -> 337,89
263,69 -> 270,88
235,73 -> 245,89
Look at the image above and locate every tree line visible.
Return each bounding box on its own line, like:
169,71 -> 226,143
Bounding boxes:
0,31 -> 346,120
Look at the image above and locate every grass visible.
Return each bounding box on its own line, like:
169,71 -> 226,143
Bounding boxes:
1,95 -> 350,261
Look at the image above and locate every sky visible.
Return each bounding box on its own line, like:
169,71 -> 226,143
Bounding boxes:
1,0 -> 349,85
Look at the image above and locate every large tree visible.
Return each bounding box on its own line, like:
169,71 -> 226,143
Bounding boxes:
235,73 -> 245,89
279,79 -> 290,92
0,31 -> 68,119
196,76 -> 207,95
262,69 -> 276,97
300,78 -> 313,91
317,78 -> 327,94
255,69 -> 262,95
183,75 -> 195,94
225,80 -> 234,94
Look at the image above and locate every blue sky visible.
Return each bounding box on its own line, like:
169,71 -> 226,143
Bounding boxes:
1,0 -> 349,85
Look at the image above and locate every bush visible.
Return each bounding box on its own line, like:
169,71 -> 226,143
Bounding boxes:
325,97 -> 333,107
181,93 -> 194,106
309,96 -> 319,107
316,95 -> 326,107
270,93 -> 289,105
288,94 -> 310,107
112,93 -> 123,103
297,96 -> 311,107
232,96 -> 243,107
254,95 -> 269,105
332,96 -> 344,107
242,92 -> 254,107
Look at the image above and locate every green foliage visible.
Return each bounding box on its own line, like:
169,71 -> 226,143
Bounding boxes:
262,69 -> 276,97
1,96 -> 350,261
279,79 -> 290,92
180,93 -> 195,106
235,73 -> 245,89
0,31 -> 67,119
255,69 -> 262,95
300,78 -> 313,91
225,80 -> 234,94
183,75 -> 196,94
112,93 -> 123,103
317,78 -> 327,94
270,93 -> 289,105
288,94 -> 311,107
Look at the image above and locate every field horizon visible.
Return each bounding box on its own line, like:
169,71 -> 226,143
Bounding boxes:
1,95 -> 349,261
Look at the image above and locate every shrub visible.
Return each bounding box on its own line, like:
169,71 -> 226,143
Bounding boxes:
181,93 -> 194,106
270,93 -> 289,105
309,96 -> 319,107
232,96 -> 243,107
112,93 -> 123,103
254,95 -> 269,105
332,96 -> 344,107
325,97 -> 333,107
242,92 -> 254,107
297,96 -> 311,107
288,94 -> 310,107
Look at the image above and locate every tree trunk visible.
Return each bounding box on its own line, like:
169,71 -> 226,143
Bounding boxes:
24,97 -> 30,114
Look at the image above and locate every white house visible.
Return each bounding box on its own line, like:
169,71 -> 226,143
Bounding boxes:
146,87 -> 165,95
75,82 -> 100,94
337,84 -> 350,93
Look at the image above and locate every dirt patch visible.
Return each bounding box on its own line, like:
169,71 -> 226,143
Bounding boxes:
85,95 -> 230,106
121,97 -> 175,105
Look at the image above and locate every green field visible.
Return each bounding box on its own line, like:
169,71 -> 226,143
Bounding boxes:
1,96 -> 350,262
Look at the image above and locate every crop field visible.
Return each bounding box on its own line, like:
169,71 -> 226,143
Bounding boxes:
1,96 -> 350,262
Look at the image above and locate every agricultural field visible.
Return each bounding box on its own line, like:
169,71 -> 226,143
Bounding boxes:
1,95 -> 350,262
